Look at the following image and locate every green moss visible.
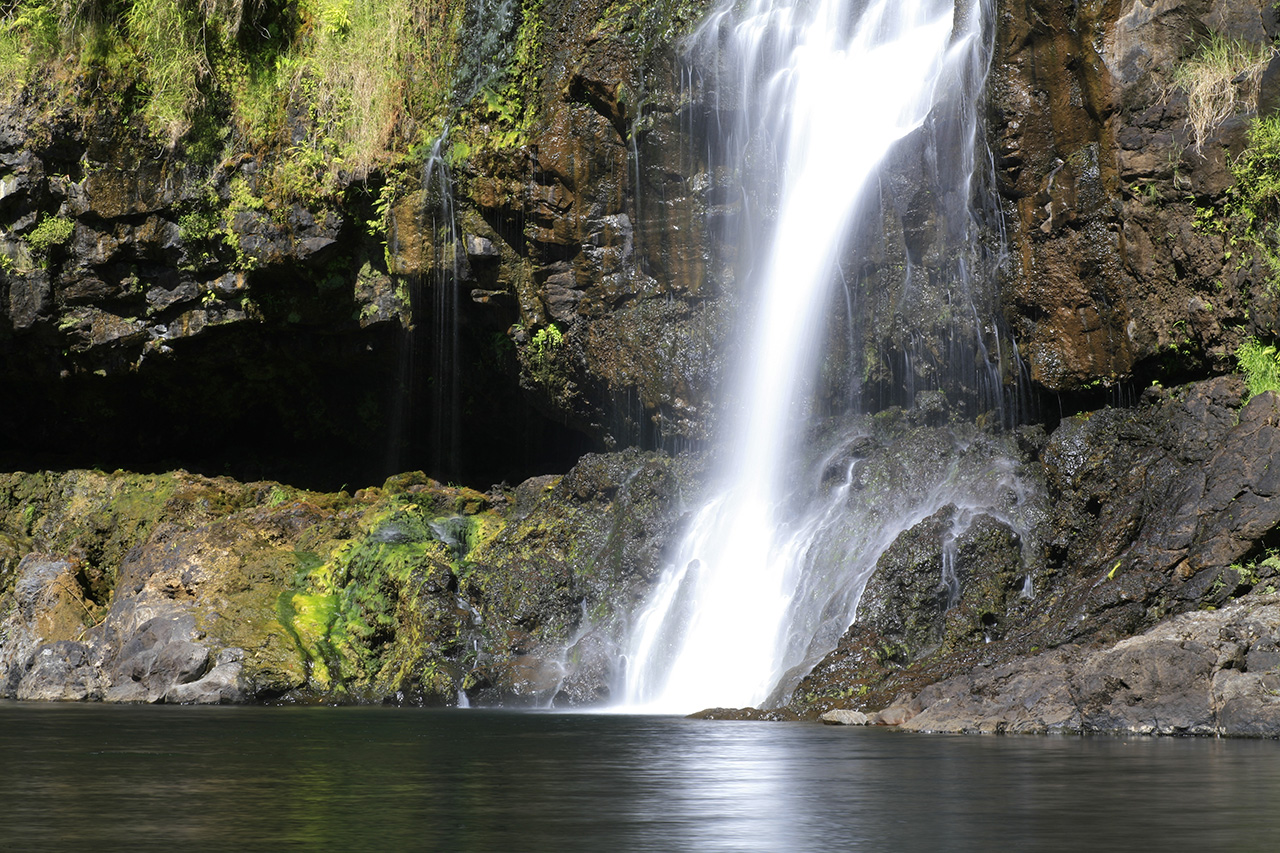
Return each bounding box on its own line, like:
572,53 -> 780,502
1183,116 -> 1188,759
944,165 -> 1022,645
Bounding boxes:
465,512 -> 507,553
279,591 -> 340,686
278,489 -> 502,699
25,215 -> 75,255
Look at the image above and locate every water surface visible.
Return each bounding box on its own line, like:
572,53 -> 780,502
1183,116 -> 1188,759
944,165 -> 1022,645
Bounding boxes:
1,703 -> 1277,851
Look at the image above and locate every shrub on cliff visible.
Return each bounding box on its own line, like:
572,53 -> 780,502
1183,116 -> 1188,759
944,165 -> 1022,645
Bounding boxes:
1237,337 -> 1280,400
1228,114 -> 1280,290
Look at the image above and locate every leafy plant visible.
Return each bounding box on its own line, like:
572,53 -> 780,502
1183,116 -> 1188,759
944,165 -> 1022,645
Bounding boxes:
526,323 -> 568,390
25,214 -> 74,255
1236,337 -> 1280,399
1224,115 -> 1280,290
529,323 -> 563,359
178,210 -> 220,244
0,1 -> 62,90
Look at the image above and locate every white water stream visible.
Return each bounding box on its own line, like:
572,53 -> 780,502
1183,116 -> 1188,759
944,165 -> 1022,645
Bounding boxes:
620,0 -> 996,712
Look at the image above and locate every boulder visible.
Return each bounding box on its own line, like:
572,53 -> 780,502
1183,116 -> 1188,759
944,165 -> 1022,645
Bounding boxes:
164,661 -> 245,705
102,611 -> 211,704
16,641 -> 103,701
820,709 -> 869,726
900,595 -> 1280,736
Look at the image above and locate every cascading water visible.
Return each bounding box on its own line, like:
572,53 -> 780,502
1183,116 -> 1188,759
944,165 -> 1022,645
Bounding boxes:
620,0 -> 1018,712
385,138 -> 464,481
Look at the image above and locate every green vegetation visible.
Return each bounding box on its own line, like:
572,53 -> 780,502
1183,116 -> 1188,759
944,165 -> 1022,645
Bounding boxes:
1227,115 -> 1280,289
530,323 -> 564,357
283,485 -> 504,697
1211,550 -> 1280,603
472,0 -> 546,152
1236,337 -> 1280,399
0,1 -> 61,86
1169,33 -> 1272,152
2,0 -> 463,196
3,0 -> 708,221
526,322 -> 569,391
25,214 -> 74,255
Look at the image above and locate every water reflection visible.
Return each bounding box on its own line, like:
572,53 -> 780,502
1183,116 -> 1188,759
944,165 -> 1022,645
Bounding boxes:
2,704 -> 1279,851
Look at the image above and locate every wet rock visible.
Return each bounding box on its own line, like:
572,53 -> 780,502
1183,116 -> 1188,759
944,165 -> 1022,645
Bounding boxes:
1,554 -> 93,697
994,0 -> 1278,392
464,449 -> 706,707
901,594 -> 1280,736
7,272 -> 51,330
464,234 -> 499,259
854,506 -> 956,662
0,456 -> 710,708
689,707 -> 802,721
1038,377 -> 1280,641
554,631 -> 617,706
145,282 -> 199,312
790,379 -> 1280,733
102,611 -> 211,704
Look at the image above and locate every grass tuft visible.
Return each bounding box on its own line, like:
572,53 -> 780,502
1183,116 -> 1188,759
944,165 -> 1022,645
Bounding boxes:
1169,34 -> 1273,152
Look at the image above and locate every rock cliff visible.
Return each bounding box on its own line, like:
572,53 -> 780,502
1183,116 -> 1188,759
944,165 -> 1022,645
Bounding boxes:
3,0 -> 1280,730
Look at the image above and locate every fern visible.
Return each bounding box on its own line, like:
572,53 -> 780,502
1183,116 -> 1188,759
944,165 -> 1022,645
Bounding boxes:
1237,337 -> 1280,400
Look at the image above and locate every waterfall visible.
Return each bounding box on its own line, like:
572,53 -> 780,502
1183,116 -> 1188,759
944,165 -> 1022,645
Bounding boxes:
620,0 -> 1004,712
385,137 -> 464,481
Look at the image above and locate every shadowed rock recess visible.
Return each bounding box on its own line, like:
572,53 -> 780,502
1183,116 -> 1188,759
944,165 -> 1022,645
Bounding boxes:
4,0 -> 1280,733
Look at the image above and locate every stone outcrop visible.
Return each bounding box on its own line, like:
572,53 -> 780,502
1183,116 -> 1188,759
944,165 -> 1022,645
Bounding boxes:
795,378 -> 1280,731
993,0 -> 1280,393
0,0 -> 725,491
893,594 -> 1280,736
4,0 -> 1280,737
0,451 -> 702,706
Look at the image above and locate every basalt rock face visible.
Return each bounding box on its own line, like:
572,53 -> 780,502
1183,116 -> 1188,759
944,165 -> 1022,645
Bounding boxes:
5,0 -> 1280,734
0,0 -> 722,490
797,378 -> 1280,732
447,0 -> 726,447
780,0 -> 1280,734
0,449 -> 703,705
899,593 -> 1280,736
0,98 -> 405,488
992,0 -> 1280,394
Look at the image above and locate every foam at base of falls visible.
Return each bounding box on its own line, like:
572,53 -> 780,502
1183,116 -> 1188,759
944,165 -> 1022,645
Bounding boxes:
620,417 -> 1042,712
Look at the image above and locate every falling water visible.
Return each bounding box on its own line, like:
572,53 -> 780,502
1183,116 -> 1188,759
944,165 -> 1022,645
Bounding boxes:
384,138 -> 464,481
621,0 -> 1010,712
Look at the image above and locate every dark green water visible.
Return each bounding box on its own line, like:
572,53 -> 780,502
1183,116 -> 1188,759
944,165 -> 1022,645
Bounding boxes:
2,703 -> 1278,852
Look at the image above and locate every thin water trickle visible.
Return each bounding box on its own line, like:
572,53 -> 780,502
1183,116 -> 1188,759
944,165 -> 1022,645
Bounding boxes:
620,0 -> 1012,712
385,136 -> 464,481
